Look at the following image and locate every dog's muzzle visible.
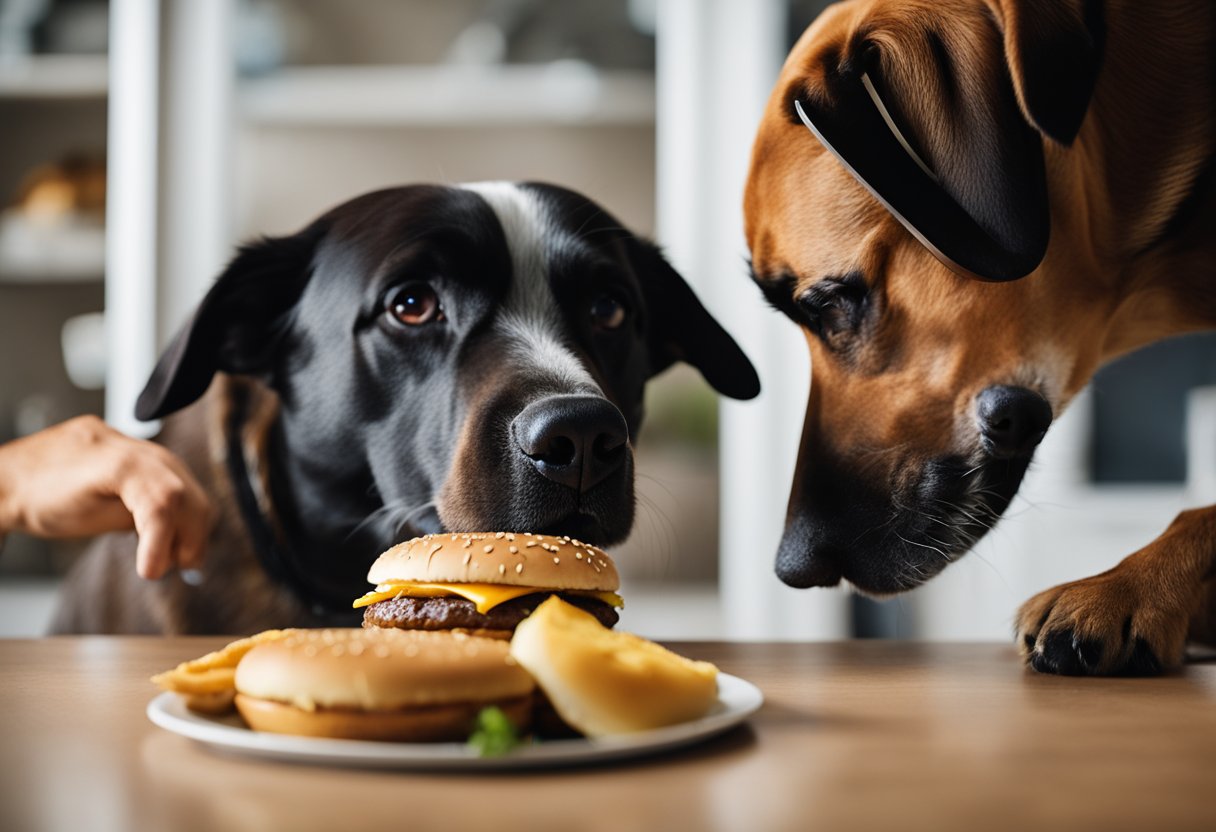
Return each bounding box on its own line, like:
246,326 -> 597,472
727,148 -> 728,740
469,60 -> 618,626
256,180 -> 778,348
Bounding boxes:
776,388 -> 1053,594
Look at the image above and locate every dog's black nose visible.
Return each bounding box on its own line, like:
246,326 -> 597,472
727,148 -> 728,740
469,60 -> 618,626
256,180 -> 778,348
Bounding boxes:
512,395 -> 629,493
976,386 -> 1053,458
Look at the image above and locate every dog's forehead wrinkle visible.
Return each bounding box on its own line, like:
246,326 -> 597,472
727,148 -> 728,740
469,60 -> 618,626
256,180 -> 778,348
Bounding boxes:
460,181 -> 600,394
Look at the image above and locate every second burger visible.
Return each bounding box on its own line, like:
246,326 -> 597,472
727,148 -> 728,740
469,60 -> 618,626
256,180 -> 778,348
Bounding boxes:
354,533 -> 623,639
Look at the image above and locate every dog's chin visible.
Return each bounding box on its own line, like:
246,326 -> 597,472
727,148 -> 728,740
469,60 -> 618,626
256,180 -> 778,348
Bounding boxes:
777,453 -> 1033,595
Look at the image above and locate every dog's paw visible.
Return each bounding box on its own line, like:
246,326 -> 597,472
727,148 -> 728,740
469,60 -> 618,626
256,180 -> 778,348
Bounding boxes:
1015,573 -> 1188,676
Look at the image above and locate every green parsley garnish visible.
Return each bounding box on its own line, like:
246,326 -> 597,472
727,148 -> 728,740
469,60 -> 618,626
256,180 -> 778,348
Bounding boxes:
468,706 -> 523,757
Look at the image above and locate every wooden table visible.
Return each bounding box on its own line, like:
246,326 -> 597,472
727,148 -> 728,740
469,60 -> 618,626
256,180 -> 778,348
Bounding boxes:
2,639 -> 1214,832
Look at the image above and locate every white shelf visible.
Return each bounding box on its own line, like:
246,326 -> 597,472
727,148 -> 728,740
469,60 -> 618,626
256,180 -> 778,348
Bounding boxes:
239,64 -> 655,127
0,217 -> 105,284
0,55 -> 108,99
0,262 -> 103,284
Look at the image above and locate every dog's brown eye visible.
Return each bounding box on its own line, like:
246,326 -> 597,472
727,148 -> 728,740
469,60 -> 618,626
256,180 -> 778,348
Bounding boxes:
385,283 -> 443,326
590,293 -> 627,331
796,275 -> 868,344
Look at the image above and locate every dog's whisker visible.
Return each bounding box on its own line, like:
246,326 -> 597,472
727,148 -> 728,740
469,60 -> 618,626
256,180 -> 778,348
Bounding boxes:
894,531 -> 951,564
632,490 -> 678,579
935,499 -> 990,529
633,471 -> 688,579
391,501 -> 439,539
345,500 -> 437,545
344,502 -> 406,543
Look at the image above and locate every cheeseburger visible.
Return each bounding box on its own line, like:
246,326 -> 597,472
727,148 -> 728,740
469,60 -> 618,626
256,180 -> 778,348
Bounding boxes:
354,533 -> 622,638
233,628 -> 534,742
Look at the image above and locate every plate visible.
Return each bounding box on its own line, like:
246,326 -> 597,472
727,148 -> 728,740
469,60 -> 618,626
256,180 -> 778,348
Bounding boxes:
146,672 -> 763,770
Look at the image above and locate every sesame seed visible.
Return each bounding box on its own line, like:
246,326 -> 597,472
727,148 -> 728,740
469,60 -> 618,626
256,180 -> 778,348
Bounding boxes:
462,552 -> 472,565
525,541 -> 537,548
575,552 -> 583,560
495,531 -> 505,539
515,563 -> 524,574
506,533 -> 516,541
430,543 -> 442,555
509,546 -> 518,554
303,645 -> 318,657
348,641 -> 365,656
331,644 -> 345,657
498,564 -> 506,575
374,645 -> 389,658
484,545 -> 493,553
463,540 -> 472,548
553,557 -> 560,564
525,532 -> 533,537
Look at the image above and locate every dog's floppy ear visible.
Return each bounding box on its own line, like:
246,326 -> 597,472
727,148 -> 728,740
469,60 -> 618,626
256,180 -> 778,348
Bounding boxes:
135,224 -> 324,421
626,240 -> 760,400
792,0 -> 1102,281
988,0 -> 1104,146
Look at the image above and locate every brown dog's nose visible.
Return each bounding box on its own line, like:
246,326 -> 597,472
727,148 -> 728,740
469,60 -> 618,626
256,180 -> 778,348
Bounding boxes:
775,514 -> 844,589
512,395 -> 628,493
977,386 -> 1053,458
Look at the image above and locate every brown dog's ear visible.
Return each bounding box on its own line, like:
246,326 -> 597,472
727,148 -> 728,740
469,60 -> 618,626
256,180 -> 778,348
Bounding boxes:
988,0 -> 1105,146
134,224 -> 325,421
626,240 -> 761,401
793,1 -> 1102,281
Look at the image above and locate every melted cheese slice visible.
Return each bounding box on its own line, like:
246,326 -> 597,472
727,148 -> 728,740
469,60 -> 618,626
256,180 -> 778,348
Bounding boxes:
351,581 -> 624,614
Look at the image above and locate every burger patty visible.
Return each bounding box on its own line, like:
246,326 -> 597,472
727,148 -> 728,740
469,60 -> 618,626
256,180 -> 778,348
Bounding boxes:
362,592 -> 619,632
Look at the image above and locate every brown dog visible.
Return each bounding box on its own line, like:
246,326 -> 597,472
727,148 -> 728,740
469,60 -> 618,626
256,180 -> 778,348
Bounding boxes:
744,0 -> 1214,674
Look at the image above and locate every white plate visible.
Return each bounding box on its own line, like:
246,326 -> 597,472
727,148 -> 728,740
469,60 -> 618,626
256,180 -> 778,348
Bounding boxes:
146,673 -> 763,770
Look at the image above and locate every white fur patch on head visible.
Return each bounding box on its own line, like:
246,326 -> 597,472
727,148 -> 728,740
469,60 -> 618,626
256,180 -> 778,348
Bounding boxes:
460,181 -> 600,394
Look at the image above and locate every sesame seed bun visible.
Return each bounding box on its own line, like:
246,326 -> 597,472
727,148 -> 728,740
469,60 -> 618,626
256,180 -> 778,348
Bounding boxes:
233,628 -> 534,742
367,533 -> 619,592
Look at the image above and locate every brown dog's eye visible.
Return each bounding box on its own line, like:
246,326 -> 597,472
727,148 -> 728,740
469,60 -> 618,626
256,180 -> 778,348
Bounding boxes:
385,282 -> 444,326
796,275 -> 868,345
590,293 -> 628,331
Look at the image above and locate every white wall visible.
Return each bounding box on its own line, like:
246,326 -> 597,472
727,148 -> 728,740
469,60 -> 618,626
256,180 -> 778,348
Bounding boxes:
655,0 -> 850,639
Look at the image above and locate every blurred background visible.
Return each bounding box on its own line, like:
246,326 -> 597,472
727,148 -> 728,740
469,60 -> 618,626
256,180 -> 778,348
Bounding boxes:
1,0 -> 1213,639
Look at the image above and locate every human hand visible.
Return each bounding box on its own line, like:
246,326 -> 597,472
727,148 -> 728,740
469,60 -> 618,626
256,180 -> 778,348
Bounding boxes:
0,415 -> 214,579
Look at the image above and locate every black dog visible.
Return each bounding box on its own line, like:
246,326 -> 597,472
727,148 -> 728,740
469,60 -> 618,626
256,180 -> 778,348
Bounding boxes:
51,182 -> 758,633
